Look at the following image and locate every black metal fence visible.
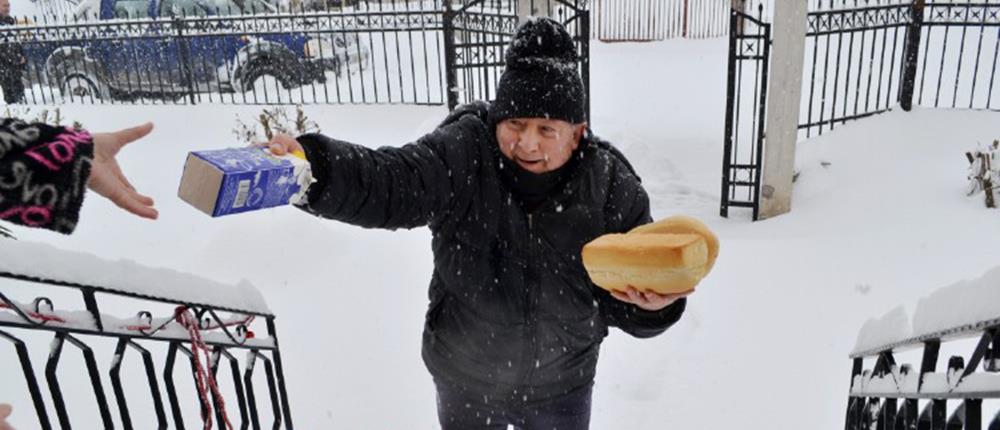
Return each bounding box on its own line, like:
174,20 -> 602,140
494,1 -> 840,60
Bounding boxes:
912,2 -> 1000,111
0,0 -> 591,107
801,1 -> 913,137
0,1 -> 448,106
0,270 -> 293,429
846,322 -> 1000,430
801,0 -> 1000,137
722,0 -> 1000,218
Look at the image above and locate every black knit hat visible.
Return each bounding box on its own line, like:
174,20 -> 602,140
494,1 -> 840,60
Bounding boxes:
488,17 -> 587,126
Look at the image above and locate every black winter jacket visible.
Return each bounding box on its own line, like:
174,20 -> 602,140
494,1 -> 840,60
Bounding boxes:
296,102 -> 686,402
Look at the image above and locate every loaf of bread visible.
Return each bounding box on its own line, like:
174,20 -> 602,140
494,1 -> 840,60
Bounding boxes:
582,216 -> 719,295
629,215 -> 720,272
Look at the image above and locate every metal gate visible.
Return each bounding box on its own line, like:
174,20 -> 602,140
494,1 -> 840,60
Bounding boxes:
443,0 -> 591,116
443,0 -> 519,109
721,4 -> 769,220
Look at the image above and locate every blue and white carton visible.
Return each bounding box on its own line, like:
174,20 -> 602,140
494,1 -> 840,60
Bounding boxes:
178,147 -> 314,217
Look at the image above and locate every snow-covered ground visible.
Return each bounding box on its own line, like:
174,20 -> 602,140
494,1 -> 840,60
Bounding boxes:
2,37 -> 1000,429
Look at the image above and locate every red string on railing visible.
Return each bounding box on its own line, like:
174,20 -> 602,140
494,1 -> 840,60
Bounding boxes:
175,306 -> 236,430
0,302 -> 66,323
0,302 -> 245,430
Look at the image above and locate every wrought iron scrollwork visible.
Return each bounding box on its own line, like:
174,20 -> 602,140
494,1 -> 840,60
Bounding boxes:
0,272 -> 293,428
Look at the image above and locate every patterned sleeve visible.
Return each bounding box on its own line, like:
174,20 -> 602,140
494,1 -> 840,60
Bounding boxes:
0,117 -> 95,234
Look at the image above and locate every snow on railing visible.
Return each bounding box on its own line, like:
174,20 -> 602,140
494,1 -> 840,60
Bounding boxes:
845,266 -> 1000,430
0,239 -> 293,429
0,239 -> 269,315
852,266 -> 1000,358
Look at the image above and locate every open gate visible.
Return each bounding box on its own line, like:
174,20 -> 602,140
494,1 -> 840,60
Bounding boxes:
721,4 -> 769,220
443,0 -> 591,117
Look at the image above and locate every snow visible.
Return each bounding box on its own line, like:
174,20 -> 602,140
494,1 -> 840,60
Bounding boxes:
0,299 -> 96,329
0,298 -> 275,348
852,265 -> 1000,356
850,369 -> 916,396
852,306 -> 910,357
0,239 -> 270,314
912,266 -> 1000,341
954,373 -> 1000,394
850,362 -> 1000,397
3,37 -> 1000,429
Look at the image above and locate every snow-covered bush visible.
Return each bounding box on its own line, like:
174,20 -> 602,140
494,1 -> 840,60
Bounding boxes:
2,107 -> 81,130
966,140 -> 1000,208
232,105 -> 320,145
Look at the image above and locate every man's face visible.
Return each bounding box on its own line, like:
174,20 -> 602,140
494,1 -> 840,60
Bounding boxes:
496,118 -> 586,174
0,0 -> 10,17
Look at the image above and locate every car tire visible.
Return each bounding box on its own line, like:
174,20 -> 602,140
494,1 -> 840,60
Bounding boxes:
59,73 -> 111,101
45,50 -> 112,101
236,59 -> 300,93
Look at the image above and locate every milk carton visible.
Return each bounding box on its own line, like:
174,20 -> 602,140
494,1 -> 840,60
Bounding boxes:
178,147 -> 314,217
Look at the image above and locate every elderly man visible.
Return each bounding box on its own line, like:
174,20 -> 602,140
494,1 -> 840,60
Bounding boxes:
267,18 -> 689,430
0,0 -> 26,104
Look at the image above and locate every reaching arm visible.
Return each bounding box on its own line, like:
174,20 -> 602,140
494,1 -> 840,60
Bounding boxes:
269,119 -> 480,230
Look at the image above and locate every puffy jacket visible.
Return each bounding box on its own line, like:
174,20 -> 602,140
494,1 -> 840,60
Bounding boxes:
295,102 -> 686,402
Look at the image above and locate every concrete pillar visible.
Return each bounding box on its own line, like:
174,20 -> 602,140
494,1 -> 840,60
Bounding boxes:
758,1 -> 807,220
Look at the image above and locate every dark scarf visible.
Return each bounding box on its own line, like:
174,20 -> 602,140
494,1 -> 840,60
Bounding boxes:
497,145 -> 582,213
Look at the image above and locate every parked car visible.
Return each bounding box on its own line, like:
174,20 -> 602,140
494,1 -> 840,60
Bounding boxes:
21,0 -> 369,99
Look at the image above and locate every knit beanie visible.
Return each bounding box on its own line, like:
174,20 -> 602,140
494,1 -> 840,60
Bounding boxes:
488,17 -> 587,125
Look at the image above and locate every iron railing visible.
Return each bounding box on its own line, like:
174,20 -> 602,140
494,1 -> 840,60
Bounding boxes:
914,1 -> 1000,111
1,1 -> 449,106
846,320 -> 1000,430
0,270 -> 293,429
798,0 -> 1000,137
1,0 -> 593,108
721,0 -> 1000,219
801,1 -> 913,137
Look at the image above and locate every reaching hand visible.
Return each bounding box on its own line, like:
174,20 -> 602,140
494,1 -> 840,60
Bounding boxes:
0,403 -> 14,430
87,123 -> 158,220
610,286 -> 692,311
262,133 -> 304,156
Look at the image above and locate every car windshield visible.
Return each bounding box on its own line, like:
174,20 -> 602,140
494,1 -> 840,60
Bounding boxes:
160,0 -> 242,16
113,0 -> 151,18
239,0 -> 279,14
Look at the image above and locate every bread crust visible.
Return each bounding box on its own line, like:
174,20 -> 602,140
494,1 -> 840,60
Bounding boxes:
582,216 -> 719,294
629,215 -> 720,272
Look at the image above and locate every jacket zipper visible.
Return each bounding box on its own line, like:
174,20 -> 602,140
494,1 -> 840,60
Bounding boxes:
519,211 -> 538,392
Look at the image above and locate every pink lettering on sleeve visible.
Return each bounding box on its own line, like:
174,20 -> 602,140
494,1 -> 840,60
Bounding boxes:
24,128 -> 94,172
0,205 -> 53,227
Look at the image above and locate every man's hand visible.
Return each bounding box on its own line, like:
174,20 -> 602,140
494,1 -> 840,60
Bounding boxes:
262,133 -> 304,156
0,403 -> 14,430
610,286 -> 692,311
88,122 -> 158,220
